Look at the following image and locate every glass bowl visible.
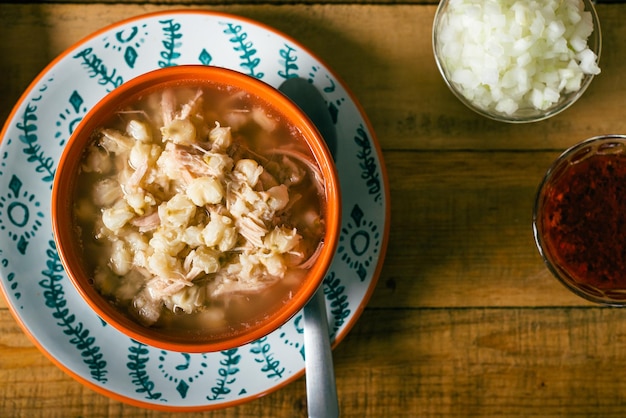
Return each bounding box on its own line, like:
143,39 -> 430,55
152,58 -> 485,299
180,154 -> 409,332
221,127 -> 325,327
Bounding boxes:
432,0 -> 602,123
533,135 -> 626,305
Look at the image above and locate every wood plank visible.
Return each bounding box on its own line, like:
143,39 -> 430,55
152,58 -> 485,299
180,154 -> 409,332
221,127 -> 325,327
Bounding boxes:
370,149 -> 595,308
3,307 -> 626,417
333,307 -> 626,417
2,4 -> 625,151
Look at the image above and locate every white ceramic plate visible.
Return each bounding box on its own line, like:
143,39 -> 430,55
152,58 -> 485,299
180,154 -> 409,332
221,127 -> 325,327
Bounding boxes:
0,10 -> 389,411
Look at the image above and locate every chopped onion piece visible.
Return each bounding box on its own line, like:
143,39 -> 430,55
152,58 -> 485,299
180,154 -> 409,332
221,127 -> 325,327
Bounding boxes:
436,0 -> 600,116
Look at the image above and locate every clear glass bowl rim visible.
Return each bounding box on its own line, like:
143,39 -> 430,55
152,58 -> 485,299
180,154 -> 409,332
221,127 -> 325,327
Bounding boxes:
432,0 -> 603,123
533,134 -> 626,306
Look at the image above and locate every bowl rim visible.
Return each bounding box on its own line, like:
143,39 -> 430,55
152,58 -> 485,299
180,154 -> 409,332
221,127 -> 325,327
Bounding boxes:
432,0 -> 603,123
51,64 -> 341,352
532,134 -> 626,306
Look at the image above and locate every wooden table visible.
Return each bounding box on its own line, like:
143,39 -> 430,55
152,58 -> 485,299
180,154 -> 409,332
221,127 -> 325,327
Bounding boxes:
2,1 -> 626,416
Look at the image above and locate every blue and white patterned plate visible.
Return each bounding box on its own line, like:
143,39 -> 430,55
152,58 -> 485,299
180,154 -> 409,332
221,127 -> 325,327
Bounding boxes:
0,10 -> 389,411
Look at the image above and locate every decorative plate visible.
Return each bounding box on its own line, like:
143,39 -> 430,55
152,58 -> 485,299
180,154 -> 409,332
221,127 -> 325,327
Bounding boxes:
0,10 -> 389,411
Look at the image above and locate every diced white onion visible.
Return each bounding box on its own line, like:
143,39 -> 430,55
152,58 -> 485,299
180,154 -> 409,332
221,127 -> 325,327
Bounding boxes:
436,0 -> 601,116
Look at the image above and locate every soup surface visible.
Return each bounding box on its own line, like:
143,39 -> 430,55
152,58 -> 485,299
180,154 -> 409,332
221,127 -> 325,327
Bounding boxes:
73,81 -> 326,338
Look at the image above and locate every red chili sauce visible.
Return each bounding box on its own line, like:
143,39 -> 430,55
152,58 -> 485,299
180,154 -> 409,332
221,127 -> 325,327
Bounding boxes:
540,149 -> 626,294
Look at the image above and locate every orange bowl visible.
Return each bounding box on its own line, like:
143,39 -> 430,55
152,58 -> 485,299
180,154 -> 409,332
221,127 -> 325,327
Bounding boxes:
51,65 -> 341,352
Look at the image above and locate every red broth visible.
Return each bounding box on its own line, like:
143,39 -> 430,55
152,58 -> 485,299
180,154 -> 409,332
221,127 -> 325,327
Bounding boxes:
72,83 -> 326,339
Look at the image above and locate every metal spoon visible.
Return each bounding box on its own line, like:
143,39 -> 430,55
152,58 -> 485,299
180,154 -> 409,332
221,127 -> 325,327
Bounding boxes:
278,77 -> 339,418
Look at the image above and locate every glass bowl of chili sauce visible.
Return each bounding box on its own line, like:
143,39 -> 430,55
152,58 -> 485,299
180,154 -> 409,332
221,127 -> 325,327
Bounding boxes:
533,135 -> 626,305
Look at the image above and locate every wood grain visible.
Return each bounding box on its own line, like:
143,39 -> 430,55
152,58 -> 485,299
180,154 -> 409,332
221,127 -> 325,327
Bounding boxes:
2,2 -> 626,417
2,4 -> 625,151
375,150 -> 586,308
4,307 -> 626,417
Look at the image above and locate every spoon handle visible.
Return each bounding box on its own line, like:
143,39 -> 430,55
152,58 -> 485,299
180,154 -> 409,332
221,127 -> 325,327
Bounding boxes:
303,286 -> 339,418
278,76 -> 340,417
